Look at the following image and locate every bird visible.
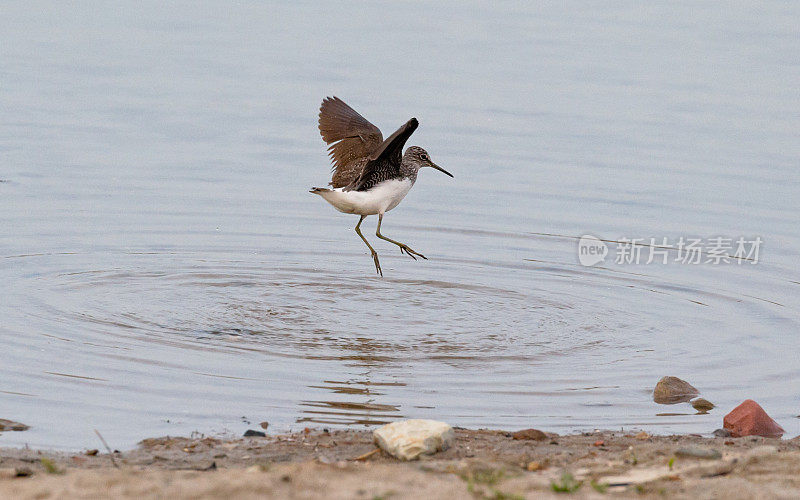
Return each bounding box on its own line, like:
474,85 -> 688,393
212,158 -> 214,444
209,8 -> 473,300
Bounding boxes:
310,96 -> 453,276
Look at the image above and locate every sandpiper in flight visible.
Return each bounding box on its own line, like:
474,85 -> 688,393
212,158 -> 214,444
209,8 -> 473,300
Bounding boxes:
310,96 -> 453,276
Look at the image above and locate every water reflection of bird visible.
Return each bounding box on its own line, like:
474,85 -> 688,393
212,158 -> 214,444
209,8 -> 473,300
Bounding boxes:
310,97 -> 453,276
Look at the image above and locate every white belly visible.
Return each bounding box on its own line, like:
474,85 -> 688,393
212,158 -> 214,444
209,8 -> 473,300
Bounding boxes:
318,179 -> 413,215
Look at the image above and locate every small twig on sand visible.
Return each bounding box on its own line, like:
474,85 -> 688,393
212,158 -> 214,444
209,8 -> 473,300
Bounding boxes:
94,429 -> 119,468
353,448 -> 380,461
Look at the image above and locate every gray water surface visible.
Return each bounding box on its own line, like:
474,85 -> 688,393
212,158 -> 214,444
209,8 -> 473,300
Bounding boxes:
2,2 -> 799,449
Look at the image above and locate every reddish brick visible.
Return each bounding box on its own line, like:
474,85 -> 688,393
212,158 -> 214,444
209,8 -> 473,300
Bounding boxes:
723,399 -> 784,438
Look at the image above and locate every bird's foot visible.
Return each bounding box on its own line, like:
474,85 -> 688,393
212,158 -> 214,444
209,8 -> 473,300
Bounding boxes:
371,251 -> 383,277
399,245 -> 426,260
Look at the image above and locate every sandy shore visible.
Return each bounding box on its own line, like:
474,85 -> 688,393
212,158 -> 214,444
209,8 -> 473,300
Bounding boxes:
2,428 -> 799,499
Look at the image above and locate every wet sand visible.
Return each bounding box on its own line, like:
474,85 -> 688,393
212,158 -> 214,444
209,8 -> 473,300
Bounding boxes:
2,429 -> 799,499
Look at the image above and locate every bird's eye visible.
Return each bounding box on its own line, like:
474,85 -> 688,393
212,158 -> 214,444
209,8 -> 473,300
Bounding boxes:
420,154 -> 428,161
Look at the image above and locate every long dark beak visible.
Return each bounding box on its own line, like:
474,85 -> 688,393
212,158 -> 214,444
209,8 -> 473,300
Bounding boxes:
430,162 -> 453,177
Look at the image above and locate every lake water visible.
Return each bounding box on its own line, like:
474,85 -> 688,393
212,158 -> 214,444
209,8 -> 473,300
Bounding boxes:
2,2 -> 799,450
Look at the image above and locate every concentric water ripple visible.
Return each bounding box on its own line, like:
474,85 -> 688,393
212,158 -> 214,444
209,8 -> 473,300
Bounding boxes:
3,236 -> 798,449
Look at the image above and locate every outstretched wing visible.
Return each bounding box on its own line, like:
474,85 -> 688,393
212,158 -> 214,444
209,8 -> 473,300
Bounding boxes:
347,118 -> 418,192
318,96 -> 383,175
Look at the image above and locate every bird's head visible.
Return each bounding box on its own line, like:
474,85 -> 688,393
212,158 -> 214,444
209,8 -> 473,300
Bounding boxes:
403,146 -> 453,177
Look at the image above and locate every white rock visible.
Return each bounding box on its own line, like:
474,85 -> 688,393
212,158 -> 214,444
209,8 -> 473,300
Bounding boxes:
373,419 -> 454,460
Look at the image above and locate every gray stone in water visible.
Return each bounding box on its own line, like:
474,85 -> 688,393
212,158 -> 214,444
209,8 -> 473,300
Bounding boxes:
653,376 -> 700,404
243,429 -> 266,437
713,428 -> 732,438
675,447 -> 722,459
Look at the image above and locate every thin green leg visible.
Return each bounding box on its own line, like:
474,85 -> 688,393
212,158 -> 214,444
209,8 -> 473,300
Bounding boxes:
355,215 -> 382,276
376,214 -> 427,260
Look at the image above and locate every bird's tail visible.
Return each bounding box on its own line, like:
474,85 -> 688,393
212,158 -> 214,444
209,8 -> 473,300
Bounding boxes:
309,187 -> 331,194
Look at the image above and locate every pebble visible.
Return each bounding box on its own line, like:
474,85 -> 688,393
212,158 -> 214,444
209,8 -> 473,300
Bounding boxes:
526,461 -> 543,471
713,428 -> 732,438
259,421 -> 269,430
373,419 -> 454,461
511,428 -> 547,441
691,398 -> 715,412
675,447 -> 722,459
653,376 -> 700,404
0,419 -> 29,432
243,429 -> 266,437
15,467 -> 33,477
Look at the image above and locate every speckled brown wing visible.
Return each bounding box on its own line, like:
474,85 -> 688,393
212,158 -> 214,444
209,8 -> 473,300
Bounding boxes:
330,157 -> 369,189
318,97 -> 383,188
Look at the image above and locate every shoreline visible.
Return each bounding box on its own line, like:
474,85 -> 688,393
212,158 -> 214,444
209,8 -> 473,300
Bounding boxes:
1,428 -> 798,499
